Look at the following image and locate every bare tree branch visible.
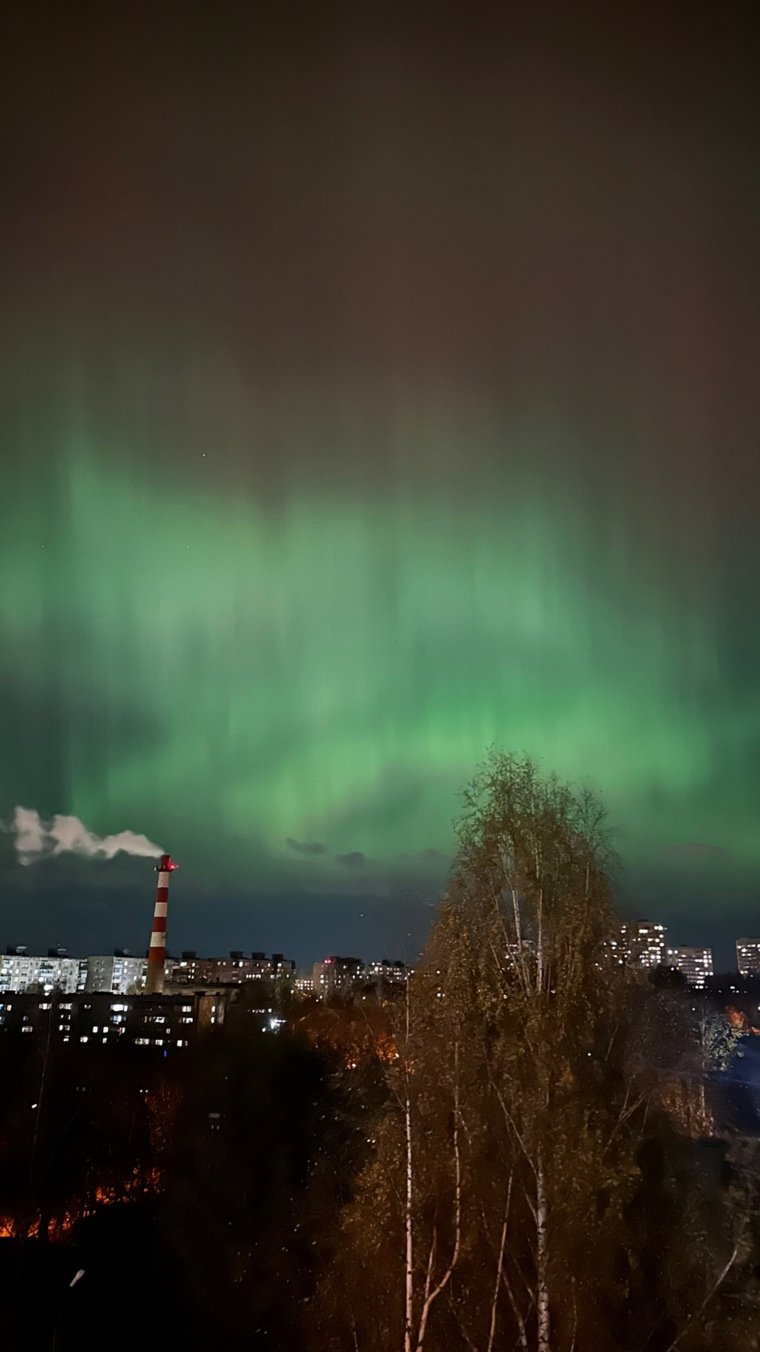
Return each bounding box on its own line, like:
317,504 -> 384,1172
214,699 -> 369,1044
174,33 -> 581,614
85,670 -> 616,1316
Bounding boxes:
487,1173 -> 513,1352
662,1242 -> 740,1352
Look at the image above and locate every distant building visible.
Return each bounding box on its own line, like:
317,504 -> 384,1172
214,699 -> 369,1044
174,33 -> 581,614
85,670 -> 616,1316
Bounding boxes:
312,956 -> 365,998
0,943 -> 297,1001
610,922 -> 668,970
0,949 -> 87,995
667,946 -> 714,989
167,951 -> 295,989
86,953 -> 146,994
0,988 -> 239,1050
367,959 -> 409,986
736,939 -> 760,977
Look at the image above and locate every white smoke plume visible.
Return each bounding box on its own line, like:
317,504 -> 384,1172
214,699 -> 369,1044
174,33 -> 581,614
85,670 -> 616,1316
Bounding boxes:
6,807 -> 163,866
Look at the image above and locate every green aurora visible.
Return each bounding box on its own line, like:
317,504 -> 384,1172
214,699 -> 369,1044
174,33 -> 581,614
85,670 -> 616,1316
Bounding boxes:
3,1 -> 760,958
2,430 -> 757,936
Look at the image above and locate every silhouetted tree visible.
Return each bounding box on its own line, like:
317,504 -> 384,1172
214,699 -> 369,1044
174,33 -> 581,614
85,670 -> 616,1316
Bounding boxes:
159,1025 -> 368,1346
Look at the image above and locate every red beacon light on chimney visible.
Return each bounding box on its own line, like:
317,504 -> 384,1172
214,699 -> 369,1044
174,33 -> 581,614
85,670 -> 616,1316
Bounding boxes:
156,854 -> 179,872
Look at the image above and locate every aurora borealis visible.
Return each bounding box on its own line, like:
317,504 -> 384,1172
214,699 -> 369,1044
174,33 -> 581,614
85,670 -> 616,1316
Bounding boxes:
3,3 -> 760,962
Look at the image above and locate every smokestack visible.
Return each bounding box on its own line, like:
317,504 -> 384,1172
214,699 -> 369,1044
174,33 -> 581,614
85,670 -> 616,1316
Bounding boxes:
145,853 -> 178,995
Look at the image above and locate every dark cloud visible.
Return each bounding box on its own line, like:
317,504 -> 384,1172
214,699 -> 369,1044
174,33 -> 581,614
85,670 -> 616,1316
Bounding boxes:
336,851 -> 366,868
285,838 -> 327,856
394,847 -> 451,867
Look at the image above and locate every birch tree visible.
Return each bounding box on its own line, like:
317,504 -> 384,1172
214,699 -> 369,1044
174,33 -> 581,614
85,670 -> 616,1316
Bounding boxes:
315,753 -> 758,1352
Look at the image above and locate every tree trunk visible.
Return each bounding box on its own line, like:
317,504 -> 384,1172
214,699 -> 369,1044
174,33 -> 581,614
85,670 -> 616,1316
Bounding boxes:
536,1155 -> 550,1352
415,1041 -> 462,1352
404,991 -> 414,1352
536,887 -> 544,994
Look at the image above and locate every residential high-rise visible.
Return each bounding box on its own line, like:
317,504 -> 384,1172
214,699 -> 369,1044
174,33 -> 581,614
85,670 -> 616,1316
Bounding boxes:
610,921 -> 668,969
736,939 -> 760,977
666,946 -> 714,989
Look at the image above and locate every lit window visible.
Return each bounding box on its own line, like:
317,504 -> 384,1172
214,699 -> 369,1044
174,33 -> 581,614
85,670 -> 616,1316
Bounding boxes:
134,1037 -> 149,1046
80,1035 -> 89,1043
22,1026 -> 33,1034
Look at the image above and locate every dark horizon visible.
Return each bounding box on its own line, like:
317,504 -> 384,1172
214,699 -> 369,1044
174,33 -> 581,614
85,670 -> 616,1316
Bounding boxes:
0,862 -> 754,975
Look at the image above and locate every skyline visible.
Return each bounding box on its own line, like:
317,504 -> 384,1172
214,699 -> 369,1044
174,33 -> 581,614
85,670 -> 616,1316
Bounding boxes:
0,917 -> 754,975
3,3 -> 760,965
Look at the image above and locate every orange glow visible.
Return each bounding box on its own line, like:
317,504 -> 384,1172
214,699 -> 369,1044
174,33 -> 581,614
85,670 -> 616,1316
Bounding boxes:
0,1166 -> 165,1243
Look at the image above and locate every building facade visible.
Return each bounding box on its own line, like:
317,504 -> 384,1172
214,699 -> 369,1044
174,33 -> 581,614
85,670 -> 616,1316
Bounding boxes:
86,953 -> 146,994
367,959 -> 409,986
312,956 -> 365,998
0,949 -> 87,995
0,947 -> 295,998
168,950 -> 295,988
666,946 -> 714,989
0,989 -> 236,1050
610,922 -> 668,970
736,939 -> 760,977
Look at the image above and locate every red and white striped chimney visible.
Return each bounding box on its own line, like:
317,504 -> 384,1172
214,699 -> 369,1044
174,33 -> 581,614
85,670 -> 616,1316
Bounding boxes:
145,853 -> 177,995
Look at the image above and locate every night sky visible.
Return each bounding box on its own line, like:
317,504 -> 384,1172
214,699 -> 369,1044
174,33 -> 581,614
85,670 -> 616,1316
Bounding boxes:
2,2 -> 760,967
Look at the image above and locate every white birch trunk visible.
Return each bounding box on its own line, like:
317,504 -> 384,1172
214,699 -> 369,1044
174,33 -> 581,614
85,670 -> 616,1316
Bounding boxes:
536,1154 -> 550,1352
404,988 -> 414,1352
511,885 -> 523,945
414,1041 -> 462,1352
536,887 -> 544,994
